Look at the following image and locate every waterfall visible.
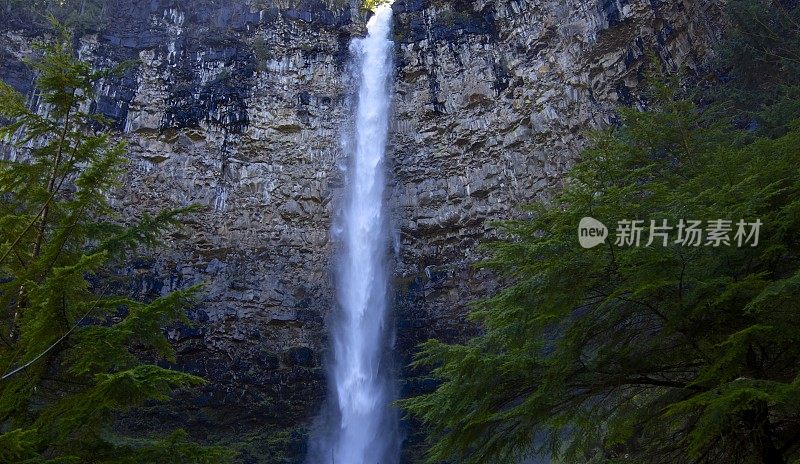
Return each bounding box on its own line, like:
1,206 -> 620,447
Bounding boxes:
309,4 -> 400,464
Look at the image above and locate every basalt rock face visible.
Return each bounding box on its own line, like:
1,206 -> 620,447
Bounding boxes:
0,0 -> 721,461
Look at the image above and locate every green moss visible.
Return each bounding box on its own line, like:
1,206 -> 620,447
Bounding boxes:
251,37 -> 272,71
212,427 -> 308,464
436,8 -> 475,28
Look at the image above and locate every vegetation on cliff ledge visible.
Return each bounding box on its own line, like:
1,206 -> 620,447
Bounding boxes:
1,0 -> 109,32
362,0 -> 393,13
402,2 -> 800,463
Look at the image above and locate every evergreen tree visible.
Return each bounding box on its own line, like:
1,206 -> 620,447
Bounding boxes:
715,0 -> 800,137
0,25 -> 231,463
401,4 -> 800,463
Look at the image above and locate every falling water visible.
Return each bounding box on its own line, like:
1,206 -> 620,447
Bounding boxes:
309,4 -> 400,464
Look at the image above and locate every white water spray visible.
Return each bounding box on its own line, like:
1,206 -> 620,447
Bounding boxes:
310,4 -> 399,464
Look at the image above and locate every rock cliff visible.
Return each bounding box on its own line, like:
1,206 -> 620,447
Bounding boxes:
0,0 -> 721,461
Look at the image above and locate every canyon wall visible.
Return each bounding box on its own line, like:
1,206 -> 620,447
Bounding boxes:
0,0 -> 721,461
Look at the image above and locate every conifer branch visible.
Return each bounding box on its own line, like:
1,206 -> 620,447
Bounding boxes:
1,291 -> 104,381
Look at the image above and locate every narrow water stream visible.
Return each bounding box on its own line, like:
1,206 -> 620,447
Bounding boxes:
322,4 -> 399,463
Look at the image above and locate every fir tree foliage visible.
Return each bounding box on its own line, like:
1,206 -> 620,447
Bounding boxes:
717,0 -> 800,137
401,3 -> 800,464
0,24 -> 231,463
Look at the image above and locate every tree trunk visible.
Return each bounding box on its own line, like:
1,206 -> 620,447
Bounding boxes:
743,401 -> 785,464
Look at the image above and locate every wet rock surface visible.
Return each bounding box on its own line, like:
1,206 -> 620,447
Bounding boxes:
0,0 -> 721,461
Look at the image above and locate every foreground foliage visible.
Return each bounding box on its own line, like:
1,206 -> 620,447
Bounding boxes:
402,2 -> 800,463
0,27 -> 230,462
